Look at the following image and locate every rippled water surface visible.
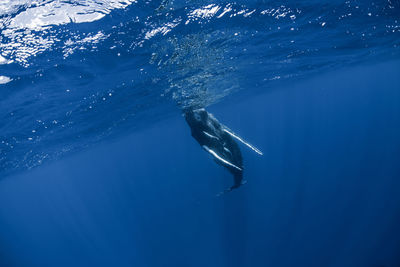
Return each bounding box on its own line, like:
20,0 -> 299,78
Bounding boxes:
1,0 -> 399,177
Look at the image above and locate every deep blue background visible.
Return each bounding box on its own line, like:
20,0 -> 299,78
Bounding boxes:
0,60 -> 399,267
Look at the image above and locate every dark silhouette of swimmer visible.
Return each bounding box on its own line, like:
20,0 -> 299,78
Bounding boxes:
184,108 -> 263,193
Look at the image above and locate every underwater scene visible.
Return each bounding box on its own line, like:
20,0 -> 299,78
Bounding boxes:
0,0 -> 400,266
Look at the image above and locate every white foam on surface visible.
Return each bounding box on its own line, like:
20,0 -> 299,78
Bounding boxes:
0,76 -> 12,84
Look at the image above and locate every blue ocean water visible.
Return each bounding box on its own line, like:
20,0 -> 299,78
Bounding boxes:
0,1 -> 400,266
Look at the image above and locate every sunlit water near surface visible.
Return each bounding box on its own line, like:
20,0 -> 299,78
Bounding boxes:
0,1 -> 400,266
1,0 -> 399,177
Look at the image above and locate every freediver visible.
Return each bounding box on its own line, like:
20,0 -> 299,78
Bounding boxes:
184,108 -> 263,194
